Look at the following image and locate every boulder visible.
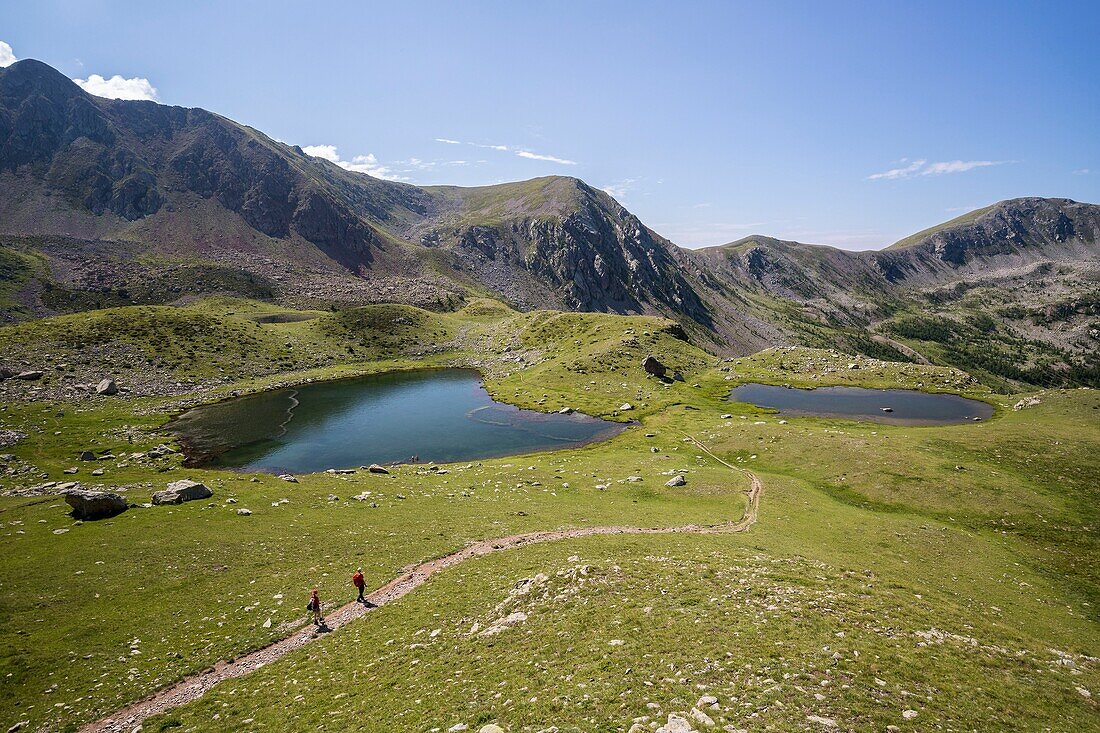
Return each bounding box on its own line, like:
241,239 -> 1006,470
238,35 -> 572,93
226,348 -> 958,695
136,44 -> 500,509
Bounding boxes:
63,488 -> 128,520
96,378 -> 119,395
642,355 -> 667,378
619,403 -> 634,412
236,507 -> 253,516
15,370 -> 43,380
79,450 -> 97,461
479,726 -> 505,733
368,464 -> 389,474
152,479 -> 212,505
666,475 -> 687,487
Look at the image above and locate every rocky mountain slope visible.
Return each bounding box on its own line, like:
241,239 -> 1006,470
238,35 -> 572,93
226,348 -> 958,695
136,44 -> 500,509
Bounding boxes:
0,59 -> 1097,387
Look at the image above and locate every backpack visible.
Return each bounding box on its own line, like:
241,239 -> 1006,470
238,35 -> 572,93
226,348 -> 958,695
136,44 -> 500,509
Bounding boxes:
306,598 -> 316,612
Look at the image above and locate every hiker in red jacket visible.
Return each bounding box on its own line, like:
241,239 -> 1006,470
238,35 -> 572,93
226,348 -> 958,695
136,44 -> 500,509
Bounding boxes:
352,568 -> 366,603
307,588 -> 322,625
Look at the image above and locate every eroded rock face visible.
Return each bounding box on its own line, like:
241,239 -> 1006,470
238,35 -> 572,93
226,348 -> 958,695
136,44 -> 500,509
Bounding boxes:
152,479 -> 212,505
63,488 -> 127,520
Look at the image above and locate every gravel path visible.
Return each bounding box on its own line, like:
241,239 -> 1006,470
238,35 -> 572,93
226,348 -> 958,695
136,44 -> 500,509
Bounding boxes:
80,436 -> 762,733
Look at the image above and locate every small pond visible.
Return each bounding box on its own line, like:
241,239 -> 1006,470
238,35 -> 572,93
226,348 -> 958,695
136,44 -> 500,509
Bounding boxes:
728,383 -> 993,425
170,369 -> 625,473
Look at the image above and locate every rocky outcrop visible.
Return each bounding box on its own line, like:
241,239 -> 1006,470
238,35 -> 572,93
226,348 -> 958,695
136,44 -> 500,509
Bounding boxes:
95,378 -> 118,395
152,479 -> 212,505
63,488 -> 127,519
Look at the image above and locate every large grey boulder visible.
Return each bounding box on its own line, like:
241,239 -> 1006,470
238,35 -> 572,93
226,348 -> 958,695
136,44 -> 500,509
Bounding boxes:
63,488 -> 128,520
152,479 -> 212,505
15,370 -> 43,380
96,378 -> 119,395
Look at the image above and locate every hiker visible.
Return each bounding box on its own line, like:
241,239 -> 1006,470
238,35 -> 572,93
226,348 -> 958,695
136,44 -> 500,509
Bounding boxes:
352,568 -> 366,602
307,588 -> 323,625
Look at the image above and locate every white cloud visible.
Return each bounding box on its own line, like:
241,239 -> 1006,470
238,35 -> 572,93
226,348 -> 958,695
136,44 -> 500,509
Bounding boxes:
600,178 -> 637,200
0,41 -> 17,68
302,144 -> 406,181
434,137 -> 578,165
74,73 -> 158,101
868,157 -> 1008,180
1072,168 -> 1090,175
516,150 -> 577,165
920,160 -> 1003,176
867,158 -> 927,180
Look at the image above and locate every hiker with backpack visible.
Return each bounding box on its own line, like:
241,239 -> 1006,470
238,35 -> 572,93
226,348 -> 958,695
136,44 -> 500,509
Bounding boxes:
352,568 -> 367,603
307,588 -> 323,626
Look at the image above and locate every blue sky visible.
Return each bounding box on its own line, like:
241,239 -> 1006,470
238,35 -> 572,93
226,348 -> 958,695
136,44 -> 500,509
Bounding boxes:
2,0 -> 1097,249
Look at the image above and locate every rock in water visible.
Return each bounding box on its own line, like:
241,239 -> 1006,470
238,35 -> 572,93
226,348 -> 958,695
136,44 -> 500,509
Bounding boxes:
642,355 -> 668,378
63,488 -> 128,520
666,475 -> 687,487
96,378 -> 119,395
152,479 -> 212,505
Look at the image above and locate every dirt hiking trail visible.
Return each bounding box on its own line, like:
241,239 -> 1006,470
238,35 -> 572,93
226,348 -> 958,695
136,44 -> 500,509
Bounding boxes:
80,437 -> 763,732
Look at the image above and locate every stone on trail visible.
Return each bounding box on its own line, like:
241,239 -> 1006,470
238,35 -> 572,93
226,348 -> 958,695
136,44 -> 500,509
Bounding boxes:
63,488 -> 128,520
96,378 -> 119,395
368,463 -> 389,474
152,479 -> 212,505
666,475 -> 687,487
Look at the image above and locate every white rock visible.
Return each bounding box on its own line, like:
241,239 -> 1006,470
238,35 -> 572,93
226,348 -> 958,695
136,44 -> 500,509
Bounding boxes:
236,508 -> 253,516
806,715 -> 837,728
902,710 -> 918,720
656,713 -> 696,733
619,403 -> 634,411
665,475 -> 686,487
479,725 -> 505,733
689,707 -> 715,727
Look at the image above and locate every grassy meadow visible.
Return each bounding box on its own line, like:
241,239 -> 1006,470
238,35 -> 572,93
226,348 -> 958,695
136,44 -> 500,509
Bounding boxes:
0,298 -> 1096,732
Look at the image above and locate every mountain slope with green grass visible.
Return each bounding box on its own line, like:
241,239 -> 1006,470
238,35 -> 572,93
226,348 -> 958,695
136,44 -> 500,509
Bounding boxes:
1,59 -> 1097,390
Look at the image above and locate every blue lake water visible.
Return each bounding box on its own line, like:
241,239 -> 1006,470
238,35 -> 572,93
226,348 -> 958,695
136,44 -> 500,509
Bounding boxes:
170,369 -> 626,473
728,383 -> 993,425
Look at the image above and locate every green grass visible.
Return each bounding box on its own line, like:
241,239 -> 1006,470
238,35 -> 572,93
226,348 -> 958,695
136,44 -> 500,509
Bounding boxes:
0,297 -> 1096,732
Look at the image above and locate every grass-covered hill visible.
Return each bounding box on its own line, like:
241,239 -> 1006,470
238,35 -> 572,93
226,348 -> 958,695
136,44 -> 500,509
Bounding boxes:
0,298 -> 1096,732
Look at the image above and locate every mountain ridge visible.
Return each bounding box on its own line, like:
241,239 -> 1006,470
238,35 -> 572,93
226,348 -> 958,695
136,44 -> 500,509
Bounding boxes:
1,58 -> 1098,388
